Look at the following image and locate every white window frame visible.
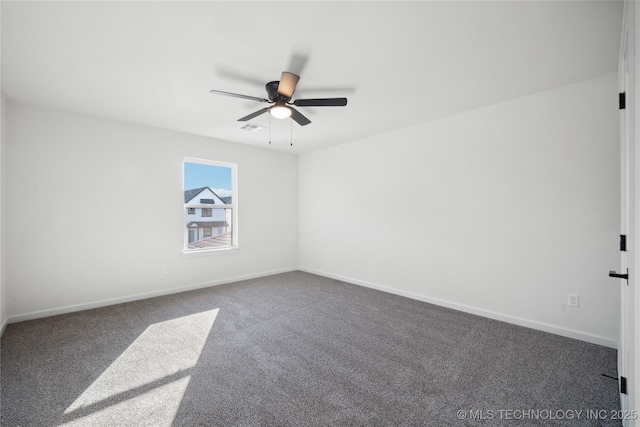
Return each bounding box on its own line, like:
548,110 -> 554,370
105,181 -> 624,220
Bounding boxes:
183,157 -> 238,254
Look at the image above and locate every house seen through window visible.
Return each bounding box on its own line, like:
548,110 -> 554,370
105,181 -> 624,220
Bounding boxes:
184,158 -> 237,251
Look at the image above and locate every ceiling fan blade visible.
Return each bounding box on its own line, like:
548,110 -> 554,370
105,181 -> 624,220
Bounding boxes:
238,107 -> 269,122
290,107 -> 311,126
277,72 -> 300,98
286,53 -> 309,77
293,98 -> 348,107
215,66 -> 265,88
210,89 -> 270,103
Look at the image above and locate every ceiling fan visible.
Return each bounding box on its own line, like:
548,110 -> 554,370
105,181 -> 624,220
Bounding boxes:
209,71 -> 347,126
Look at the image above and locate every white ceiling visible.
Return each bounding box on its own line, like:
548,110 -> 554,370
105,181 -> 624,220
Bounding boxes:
1,1 -> 623,154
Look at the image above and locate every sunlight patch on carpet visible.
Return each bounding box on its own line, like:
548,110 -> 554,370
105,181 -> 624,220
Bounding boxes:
61,309 -> 219,425
60,376 -> 192,427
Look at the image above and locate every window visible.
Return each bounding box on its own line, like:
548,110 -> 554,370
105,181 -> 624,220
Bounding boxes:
184,158 -> 237,252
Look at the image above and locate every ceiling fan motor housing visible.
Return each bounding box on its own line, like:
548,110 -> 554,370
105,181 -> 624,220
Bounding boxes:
266,81 -> 287,102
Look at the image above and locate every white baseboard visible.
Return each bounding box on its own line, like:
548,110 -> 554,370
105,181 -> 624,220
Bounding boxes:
299,267 -> 618,349
4,266 -> 620,350
5,267 -> 298,325
0,317 -> 8,337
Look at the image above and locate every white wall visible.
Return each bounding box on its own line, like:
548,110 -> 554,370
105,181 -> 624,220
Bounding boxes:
3,102 -> 298,320
299,74 -> 620,348
0,94 -> 6,333
2,74 -> 622,349
0,0 -> 5,335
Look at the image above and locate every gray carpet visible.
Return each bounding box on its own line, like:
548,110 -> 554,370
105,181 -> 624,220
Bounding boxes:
1,271 -> 621,426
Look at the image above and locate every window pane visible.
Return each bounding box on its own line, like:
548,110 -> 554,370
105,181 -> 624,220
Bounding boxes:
185,207 -> 233,249
184,159 -> 235,251
184,162 -> 232,204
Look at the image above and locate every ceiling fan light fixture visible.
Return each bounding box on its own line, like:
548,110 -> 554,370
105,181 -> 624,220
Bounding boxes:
269,102 -> 292,119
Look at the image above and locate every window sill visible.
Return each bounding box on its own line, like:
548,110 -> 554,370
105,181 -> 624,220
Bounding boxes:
182,246 -> 239,258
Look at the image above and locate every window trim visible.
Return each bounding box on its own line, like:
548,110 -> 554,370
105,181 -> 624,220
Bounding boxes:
183,157 -> 238,254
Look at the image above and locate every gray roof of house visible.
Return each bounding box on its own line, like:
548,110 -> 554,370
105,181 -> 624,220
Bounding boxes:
186,221 -> 229,228
184,187 -> 228,204
186,232 -> 232,250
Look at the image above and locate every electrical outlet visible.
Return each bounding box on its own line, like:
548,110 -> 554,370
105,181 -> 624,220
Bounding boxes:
568,293 -> 579,307
163,266 -> 170,274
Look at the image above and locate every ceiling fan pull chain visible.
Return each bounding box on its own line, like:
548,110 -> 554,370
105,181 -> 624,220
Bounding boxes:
290,118 -> 293,146
269,114 -> 272,144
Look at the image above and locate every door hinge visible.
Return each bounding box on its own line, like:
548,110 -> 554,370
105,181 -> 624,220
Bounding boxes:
620,234 -> 627,252
620,92 -> 626,110
621,376 -> 627,394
